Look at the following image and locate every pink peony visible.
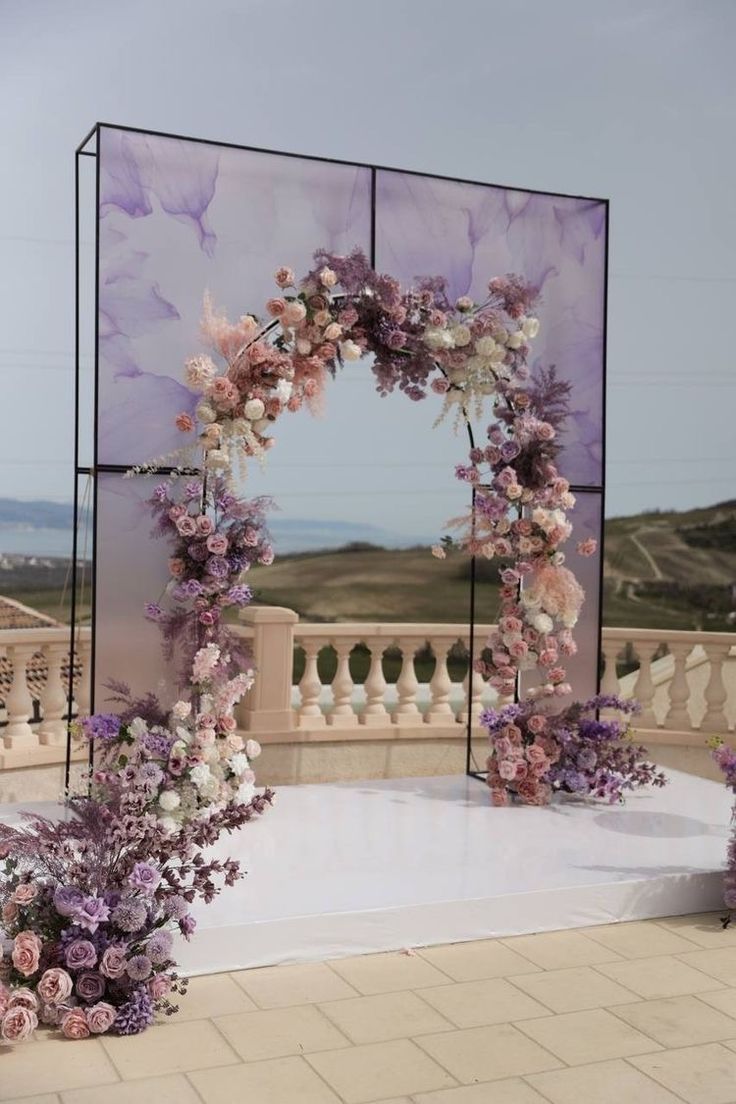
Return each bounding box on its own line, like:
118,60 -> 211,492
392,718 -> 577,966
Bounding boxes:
8,988 -> 38,1013
37,968 -> 73,1005
12,932 -> 42,977
86,1002 -> 117,1034
12,883 -> 38,906
61,1008 -> 90,1040
1,1006 -> 37,1043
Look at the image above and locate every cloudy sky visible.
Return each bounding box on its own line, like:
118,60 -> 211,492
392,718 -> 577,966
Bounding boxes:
1,0 -> 734,541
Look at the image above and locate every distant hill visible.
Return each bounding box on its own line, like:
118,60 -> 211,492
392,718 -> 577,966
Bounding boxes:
0,498 -> 73,530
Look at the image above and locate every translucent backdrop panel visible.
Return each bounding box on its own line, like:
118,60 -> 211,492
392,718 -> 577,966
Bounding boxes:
375,171 -> 606,488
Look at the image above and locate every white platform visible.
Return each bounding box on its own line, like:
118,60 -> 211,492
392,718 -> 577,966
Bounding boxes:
2,769 -> 733,975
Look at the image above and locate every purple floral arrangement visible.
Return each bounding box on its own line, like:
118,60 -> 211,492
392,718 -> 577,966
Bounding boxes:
483,695 -> 667,807
0,786 -> 272,1041
710,740 -> 736,913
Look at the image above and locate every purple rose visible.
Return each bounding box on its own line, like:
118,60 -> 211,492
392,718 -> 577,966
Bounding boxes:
76,971 -> 106,1003
64,938 -> 98,971
188,542 -> 209,562
226,584 -> 252,606
100,944 -> 128,979
501,440 -> 521,462
76,896 -> 111,934
128,863 -> 161,895
54,885 -> 85,918
144,602 -> 164,621
205,555 -> 230,579
126,954 -> 153,982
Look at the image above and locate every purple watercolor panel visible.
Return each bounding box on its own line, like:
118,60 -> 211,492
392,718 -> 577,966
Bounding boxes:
375,171 -> 606,488
97,127 -> 372,466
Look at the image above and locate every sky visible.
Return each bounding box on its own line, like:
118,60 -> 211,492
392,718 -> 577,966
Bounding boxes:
1,0 -> 735,542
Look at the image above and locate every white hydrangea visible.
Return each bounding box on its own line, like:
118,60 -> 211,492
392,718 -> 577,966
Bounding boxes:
236,782 -> 256,806
229,752 -> 250,776
531,612 -> 554,635
128,717 -> 148,740
506,331 -> 524,350
245,739 -> 262,759
171,701 -> 191,721
451,325 -> 471,347
424,328 -> 454,351
522,316 -> 540,339
196,401 -> 217,424
158,816 -> 178,835
475,336 -> 496,357
159,790 -> 181,811
189,763 -> 213,789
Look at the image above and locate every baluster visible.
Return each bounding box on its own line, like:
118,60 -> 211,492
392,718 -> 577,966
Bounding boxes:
4,645 -> 37,749
426,641 -> 454,725
38,643 -> 68,745
393,638 -> 422,726
701,643 -> 731,734
600,640 -> 621,698
298,639 -> 326,728
664,643 -> 693,731
361,637 -> 389,726
329,640 -> 358,727
459,659 -> 484,725
632,641 -> 659,729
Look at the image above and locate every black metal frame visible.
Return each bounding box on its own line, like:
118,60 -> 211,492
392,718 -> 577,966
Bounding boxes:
67,121 -> 609,789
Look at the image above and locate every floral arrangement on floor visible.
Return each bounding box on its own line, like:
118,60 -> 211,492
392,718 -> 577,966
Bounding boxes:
710,739 -> 736,916
483,695 -> 667,807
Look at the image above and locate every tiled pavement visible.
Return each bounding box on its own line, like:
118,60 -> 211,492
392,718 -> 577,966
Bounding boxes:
4,914 -> 736,1103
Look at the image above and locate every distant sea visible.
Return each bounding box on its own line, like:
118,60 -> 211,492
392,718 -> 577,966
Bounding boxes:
0,527 -> 74,558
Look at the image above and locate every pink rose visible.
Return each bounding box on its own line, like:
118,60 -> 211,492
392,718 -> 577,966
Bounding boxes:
37,968 -> 73,1005
168,504 -> 186,521
218,714 -> 236,732
61,1008 -> 90,1040
175,412 -> 194,433
197,712 -> 216,729
527,714 -> 547,734
196,515 -> 214,536
431,378 -> 450,394
498,759 -> 517,781
0,982 -> 9,1016
514,760 -> 529,781
209,377 -> 238,409
12,932 -> 42,977
8,988 -> 38,1013
576,537 -> 597,557
274,266 -> 294,288
266,297 -> 287,317
548,666 -> 566,683
243,526 -> 259,547
2,901 -> 18,925
86,1001 -> 117,1034
1,1006 -> 37,1043
283,301 -> 307,325
176,516 -> 197,537
489,788 -> 511,807
169,557 -> 186,577
206,533 -> 229,555
259,547 -> 275,565
12,883 -> 38,906
536,422 -> 556,441
147,974 -> 172,1000
509,640 -> 528,660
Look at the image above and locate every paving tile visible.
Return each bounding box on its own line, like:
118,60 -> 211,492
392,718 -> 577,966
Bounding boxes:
213,1004 -> 350,1062
101,1019 -> 238,1079
516,1007 -> 660,1065
657,913 -> 736,949
698,987 -> 736,1018
596,954 -> 726,999
414,1023 -> 562,1084
165,972 -> 257,1021
6,1096 -> 60,1104
231,962 -> 358,1008
582,921 -> 701,959
677,947 -> 736,987
631,1043 -> 736,1104
613,994 -> 736,1048
417,978 -> 551,1028
306,1039 -> 456,1103
527,1058 -> 684,1103
61,1074 -> 201,1103
417,940 -> 542,982
501,930 -> 623,970
0,1038 -> 118,1102
318,990 -> 453,1044
413,1079 -> 549,1103
509,965 -> 639,1013
329,951 -> 452,995
189,1055 -> 342,1104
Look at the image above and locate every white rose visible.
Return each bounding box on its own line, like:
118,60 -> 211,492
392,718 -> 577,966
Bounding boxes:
189,763 -> 212,789
129,717 -> 147,739
274,379 -> 293,403
236,782 -> 256,806
506,331 -> 524,349
245,739 -> 262,759
506,484 -> 522,500
253,418 -> 271,434
244,398 -> 265,421
490,345 -> 506,364
171,701 -> 191,721
424,328 -> 454,351
196,402 -> 217,424
475,336 -> 496,357
159,790 -> 181,812
339,340 -> 362,361
451,325 -> 471,347
522,316 -> 540,339
494,327 -> 509,345
206,448 -> 230,470
296,338 -> 312,355
229,752 -> 250,776
520,589 -> 542,609
324,322 -> 342,341
531,613 -> 554,635
319,267 -> 337,288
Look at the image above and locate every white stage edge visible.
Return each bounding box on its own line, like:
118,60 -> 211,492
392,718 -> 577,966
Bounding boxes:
2,769 -> 732,975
